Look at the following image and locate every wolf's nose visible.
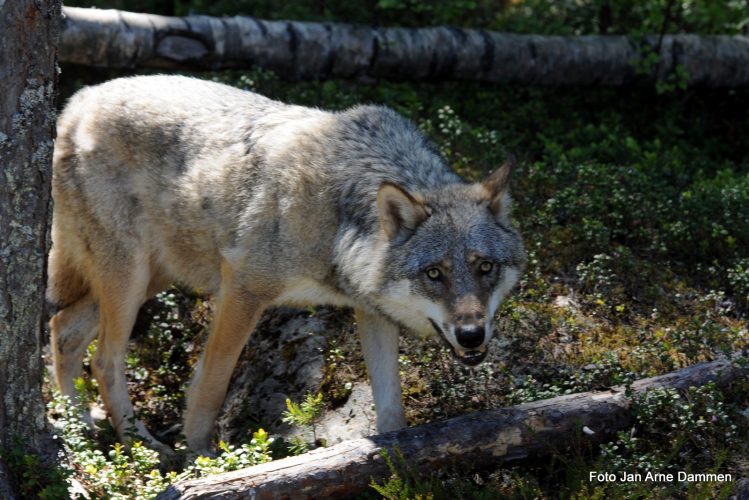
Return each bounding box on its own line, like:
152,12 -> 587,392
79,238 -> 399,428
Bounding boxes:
455,325 -> 484,349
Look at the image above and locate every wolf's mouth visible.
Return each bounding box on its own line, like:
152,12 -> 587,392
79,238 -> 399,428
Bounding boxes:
428,318 -> 488,366
458,348 -> 488,366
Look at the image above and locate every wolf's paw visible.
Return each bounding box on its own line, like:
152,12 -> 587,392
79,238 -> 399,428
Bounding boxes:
138,434 -> 180,470
152,442 -> 180,471
122,420 -> 180,469
87,402 -> 108,429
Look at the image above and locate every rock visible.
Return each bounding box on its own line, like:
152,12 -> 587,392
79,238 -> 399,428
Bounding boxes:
217,307 -> 376,446
216,308 -> 328,443
316,382 -> 376,444
553,295 -> 576,309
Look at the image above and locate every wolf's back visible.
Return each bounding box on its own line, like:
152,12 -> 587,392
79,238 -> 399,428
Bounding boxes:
51,75 -> 458,290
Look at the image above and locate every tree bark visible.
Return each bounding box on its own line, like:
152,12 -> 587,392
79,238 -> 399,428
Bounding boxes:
159,356 -> 747,499
58,6 -> 749,87
0,0 -> 61,494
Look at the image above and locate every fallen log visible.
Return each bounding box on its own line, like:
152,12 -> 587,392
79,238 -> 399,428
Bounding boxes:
59,7 -> 749,87
158,356 -> 748,499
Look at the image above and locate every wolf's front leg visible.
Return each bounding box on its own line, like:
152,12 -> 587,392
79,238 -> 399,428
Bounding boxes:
355,309 -> 406,433
184,273 -> 268,453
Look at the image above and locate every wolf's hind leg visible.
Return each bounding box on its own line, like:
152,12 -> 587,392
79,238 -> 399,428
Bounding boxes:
355,309 -> 406,433
184,269 -> 268,453
90,261 -> 173,457
50,293 -> 99,406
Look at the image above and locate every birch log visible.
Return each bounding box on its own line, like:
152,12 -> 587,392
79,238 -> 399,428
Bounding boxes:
59,6 -> 749,87
158,356 -> 747,499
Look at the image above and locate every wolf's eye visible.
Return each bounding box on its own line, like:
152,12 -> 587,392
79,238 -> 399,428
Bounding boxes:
426,267 -> 442,280
479,261 -> 494,274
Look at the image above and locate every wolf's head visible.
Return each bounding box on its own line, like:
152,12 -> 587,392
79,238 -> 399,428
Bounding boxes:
374,162 -> 525,366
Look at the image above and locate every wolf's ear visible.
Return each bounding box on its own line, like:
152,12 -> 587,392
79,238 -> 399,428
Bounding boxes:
482,159 -> 514,220
377,182 -> 428,241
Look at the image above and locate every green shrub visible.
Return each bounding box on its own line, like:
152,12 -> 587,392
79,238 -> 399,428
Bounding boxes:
0,440 -> 68,499
281,393 -> 326,455
47,392 -> 273,498
728,258 -> 749,309
588,382 -> 744,499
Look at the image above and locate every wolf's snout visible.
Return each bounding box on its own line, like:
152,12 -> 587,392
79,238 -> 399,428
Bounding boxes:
455,324 -> 485,349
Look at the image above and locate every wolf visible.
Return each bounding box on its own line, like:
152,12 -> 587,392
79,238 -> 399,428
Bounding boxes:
48,75 -> 525,455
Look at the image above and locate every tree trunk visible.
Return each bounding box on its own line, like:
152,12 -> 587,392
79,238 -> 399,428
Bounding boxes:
58,6 -> 749,87
159,356 -> 747,499
0,0 -> 61,494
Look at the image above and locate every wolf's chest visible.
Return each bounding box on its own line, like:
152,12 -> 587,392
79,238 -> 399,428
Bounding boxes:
273,278 -> 356,308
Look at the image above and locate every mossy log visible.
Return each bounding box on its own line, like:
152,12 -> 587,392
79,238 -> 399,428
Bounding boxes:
158,356 -> 747,499
59,6 -> 749,87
